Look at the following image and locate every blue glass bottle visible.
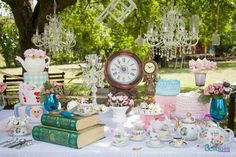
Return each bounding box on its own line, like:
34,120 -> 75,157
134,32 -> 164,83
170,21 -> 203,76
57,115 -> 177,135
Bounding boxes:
44,93 -> 59,112
210,97 -> 227,122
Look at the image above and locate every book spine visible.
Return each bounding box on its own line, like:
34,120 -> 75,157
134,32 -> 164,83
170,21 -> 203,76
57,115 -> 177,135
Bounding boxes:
41,114 -> 77,131
32,126 -> 78,149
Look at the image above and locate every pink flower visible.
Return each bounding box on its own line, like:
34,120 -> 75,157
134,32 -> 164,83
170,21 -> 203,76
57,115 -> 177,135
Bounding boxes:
207,85 -> 215,94
219,87 -> 224,94
0,82 -> 7,93
214,90 -> 219,95
129,99 -> 134,107
189,58 -> 217,72
24,48 -> 46,57
204,88 -> 210,95
189,59 -> 196,69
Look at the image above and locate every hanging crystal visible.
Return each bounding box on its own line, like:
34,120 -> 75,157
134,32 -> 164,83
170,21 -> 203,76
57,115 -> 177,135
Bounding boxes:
32,0 -> 76,52
144,1 -> 199,61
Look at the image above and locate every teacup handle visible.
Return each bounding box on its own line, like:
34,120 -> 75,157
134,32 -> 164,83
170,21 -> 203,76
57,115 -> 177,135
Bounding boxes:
45,56 -> 50,68
224,128 -> 234,139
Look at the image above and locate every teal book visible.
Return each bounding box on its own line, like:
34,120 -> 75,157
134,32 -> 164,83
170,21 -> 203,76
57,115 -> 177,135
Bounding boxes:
41,113 -> 99,131
32,125 -> 104,149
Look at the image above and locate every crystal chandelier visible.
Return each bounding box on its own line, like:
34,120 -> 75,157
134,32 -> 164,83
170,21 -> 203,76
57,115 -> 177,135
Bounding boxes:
145,1 -> 199,61
32,0 -> 76,52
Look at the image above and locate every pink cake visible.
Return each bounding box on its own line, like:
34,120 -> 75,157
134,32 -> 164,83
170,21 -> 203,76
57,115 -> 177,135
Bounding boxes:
176,92 -> 209,119
155,95 -> 176,119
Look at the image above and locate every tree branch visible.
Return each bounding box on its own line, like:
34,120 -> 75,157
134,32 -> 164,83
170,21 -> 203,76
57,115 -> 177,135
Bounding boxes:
34,0 -> 77,33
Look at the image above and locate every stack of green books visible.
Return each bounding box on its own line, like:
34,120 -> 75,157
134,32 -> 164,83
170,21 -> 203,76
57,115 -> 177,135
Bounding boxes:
32,113 -> 104,149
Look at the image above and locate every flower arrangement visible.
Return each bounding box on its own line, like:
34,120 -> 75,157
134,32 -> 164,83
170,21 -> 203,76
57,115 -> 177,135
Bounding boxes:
137,101 -> 163,115
107,92 -> 134,107
24,48 -> 46,58
0,82 -> 7,94
189,58 -> 217,73
198,81 -> 233,103
41,80 -> 64,102
41,81 -> 64,96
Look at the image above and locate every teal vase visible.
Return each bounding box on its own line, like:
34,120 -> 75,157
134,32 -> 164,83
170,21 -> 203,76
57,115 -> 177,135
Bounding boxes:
210,97 -> 227,122
44,93 -> 59,111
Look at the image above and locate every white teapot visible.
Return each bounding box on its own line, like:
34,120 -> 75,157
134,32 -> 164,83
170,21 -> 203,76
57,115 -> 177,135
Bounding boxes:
198,126 -> 234,147
15,48 -> 50,72
176,112 -> 201,141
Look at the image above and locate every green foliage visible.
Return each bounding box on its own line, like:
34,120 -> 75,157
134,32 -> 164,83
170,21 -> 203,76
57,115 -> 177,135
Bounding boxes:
0,12 -> 20,67
1,0 -> 236,66
198,94 -> 211,104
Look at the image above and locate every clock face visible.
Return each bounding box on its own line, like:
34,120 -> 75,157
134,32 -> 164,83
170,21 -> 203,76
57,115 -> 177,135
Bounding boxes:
104,50 -> 143,90
144,62 -> 156,74
109,55 -> 139,84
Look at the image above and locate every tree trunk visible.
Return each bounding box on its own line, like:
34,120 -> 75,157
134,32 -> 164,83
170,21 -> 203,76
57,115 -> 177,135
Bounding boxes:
2,0 -> 77,56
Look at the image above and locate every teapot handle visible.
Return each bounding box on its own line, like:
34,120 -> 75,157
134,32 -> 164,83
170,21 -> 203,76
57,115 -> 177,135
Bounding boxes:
45,56 -> 50,68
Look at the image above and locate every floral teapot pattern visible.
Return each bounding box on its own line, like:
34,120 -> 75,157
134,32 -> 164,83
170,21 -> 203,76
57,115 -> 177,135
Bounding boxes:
176,112 -> 201,141
15,48 -> 50,72
198,125 -> 234,147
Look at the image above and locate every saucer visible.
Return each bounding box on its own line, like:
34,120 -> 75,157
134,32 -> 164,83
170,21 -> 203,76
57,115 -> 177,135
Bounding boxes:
130,135 -> 146,142
73,110 -> 97,117
146,141 -> 164,148
169,141 -> 187,148
159,136 -> 172,142
111,140 -> 129,147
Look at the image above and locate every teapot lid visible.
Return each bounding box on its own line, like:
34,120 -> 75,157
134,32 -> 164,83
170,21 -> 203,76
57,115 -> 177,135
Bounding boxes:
182,112 -> 196,124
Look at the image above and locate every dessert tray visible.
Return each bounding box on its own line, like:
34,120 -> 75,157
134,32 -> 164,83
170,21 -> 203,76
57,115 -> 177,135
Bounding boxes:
134,102 -> 163,115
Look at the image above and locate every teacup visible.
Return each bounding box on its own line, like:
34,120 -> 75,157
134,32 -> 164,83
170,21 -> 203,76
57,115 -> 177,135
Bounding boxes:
172,136 -> 185,147
159,128 -> 170,139
113,135 -> 127,144
150,131 -> 159,141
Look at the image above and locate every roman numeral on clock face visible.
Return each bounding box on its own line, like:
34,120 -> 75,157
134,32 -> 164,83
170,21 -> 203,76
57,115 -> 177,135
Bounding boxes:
130,72 -> 135,76
122,57 -> 126,62
109,55 -> 139,84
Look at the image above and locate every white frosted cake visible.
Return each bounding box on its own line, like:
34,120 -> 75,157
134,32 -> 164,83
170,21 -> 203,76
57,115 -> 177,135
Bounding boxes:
176,92 -> 209,119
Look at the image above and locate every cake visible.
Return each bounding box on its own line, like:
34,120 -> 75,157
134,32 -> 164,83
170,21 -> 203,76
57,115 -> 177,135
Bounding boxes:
176,92 -> 209,119
23,72 -> 48,87
155,95 -> 176,119
155,79 -> 180,119
14,48 -> 50,125
156,79 -> 180,96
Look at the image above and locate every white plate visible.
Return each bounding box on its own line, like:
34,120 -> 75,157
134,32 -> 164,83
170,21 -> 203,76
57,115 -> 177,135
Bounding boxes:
159,136 -> 172,142
111,140 -> 129,147
146,141 -> 164,148
169,141 -> 187,148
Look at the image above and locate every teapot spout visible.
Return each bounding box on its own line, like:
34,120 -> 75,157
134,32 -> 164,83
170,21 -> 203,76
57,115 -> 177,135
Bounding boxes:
15,56 -> 27,71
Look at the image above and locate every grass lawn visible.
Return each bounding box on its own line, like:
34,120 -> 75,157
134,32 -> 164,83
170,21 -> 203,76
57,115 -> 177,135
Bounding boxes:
1,61 -> 236,93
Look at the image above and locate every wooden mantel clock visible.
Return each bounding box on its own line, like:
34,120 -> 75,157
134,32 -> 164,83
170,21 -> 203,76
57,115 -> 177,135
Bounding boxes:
143,52 -> 158,102
104,50 -> 143,97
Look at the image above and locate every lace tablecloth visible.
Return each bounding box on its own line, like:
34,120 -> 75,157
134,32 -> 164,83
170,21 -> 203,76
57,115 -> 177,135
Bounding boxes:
0,110 -> 236,157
